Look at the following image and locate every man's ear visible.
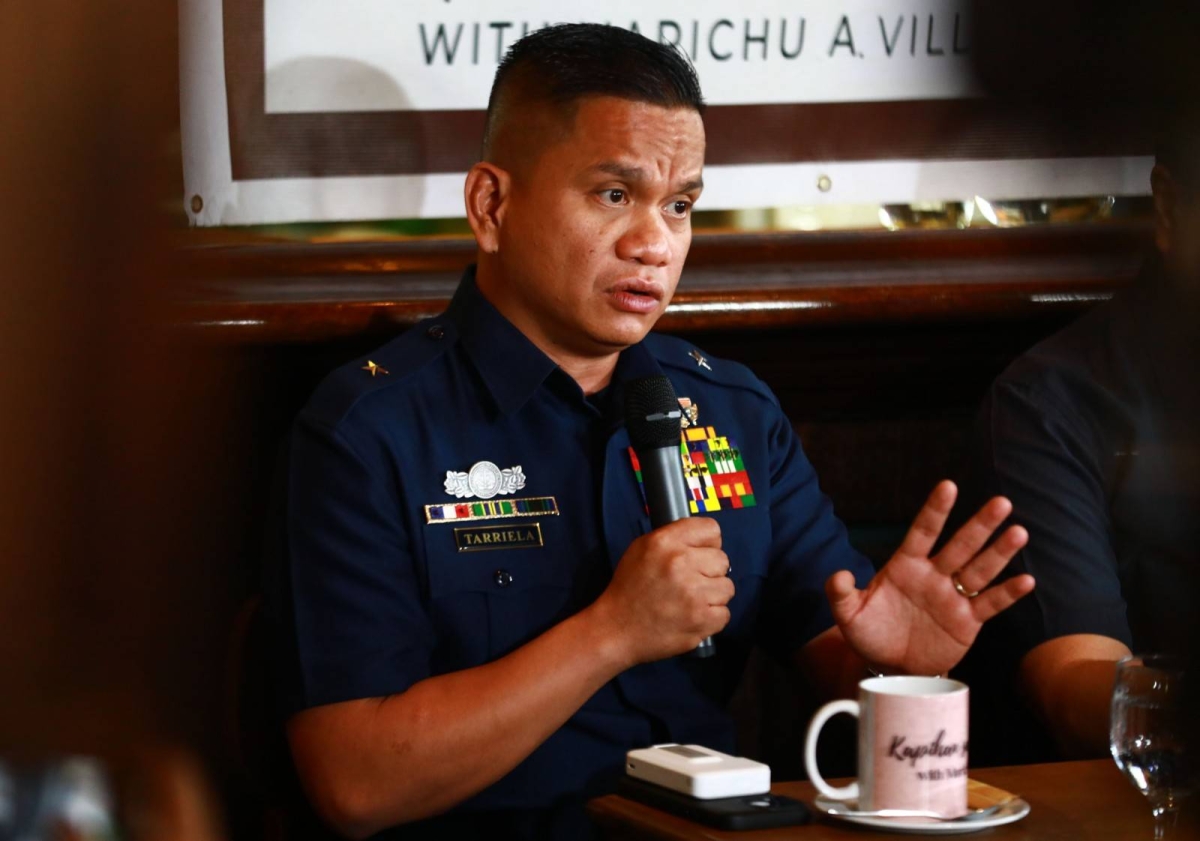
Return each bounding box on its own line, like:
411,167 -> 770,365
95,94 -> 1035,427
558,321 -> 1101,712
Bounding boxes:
464,162 -> 511,254
1151,163 -> 1177,257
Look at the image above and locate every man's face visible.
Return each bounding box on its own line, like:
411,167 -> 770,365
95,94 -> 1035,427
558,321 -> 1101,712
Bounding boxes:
488,96 -> 705,362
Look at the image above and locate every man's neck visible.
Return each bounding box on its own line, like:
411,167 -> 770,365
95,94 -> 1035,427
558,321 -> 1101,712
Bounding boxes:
473,262 -> 621,395
558,354 -> 619,396
504,330 -> 619,396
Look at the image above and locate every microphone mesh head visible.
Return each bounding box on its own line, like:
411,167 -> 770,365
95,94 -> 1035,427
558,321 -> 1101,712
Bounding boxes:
624,375 -> 682,450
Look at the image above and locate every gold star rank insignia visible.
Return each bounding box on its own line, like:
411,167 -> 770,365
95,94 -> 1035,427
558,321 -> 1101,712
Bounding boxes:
689,349 -> 712,371
362,360 -> 389,377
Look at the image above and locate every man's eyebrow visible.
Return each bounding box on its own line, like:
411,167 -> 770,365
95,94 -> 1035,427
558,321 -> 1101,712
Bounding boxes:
592,161 -> 704,193
595,161 -> 643,181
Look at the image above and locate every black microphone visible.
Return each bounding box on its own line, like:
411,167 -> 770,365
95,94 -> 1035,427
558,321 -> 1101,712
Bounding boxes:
624,374 -> 716,659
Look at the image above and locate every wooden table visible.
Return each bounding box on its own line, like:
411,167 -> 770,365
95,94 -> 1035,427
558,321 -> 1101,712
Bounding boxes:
588,759 -> 1199,840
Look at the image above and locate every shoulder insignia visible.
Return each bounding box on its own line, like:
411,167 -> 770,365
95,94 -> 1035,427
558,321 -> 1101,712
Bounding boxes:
304,316 -> 457,427
642,333 -> 777,405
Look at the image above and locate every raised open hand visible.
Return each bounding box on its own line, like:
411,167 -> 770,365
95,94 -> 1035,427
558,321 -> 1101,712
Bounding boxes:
826,480 -> 1035,677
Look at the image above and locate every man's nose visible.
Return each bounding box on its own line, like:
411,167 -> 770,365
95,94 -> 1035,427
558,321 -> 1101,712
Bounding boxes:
616,207 -> 672,267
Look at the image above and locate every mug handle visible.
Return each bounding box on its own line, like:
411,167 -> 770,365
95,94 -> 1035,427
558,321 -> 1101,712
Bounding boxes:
804,699 -> 860,800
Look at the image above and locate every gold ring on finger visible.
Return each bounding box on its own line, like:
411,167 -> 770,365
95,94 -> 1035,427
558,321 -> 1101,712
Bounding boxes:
951,572 -> 981,599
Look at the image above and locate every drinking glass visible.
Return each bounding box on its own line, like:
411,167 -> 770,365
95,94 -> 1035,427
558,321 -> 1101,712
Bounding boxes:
1110,655 -> 1195,839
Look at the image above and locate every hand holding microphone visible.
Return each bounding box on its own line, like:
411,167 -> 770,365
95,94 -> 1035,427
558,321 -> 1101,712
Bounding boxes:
601,375 -> 731,662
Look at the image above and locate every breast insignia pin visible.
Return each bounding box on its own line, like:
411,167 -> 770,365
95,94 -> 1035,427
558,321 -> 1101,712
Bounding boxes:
678,397 -> 699,429
689,349 -> 712,371
444,461 -> 527,499
362,360 -> 389,377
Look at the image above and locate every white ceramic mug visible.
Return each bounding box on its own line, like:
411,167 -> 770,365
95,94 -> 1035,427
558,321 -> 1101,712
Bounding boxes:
804,675 -> 969,817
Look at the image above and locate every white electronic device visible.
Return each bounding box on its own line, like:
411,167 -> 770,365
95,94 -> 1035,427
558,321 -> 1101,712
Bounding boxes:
625,743 -> 771,799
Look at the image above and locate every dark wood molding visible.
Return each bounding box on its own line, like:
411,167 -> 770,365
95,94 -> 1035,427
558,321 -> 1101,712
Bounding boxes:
180,223 -> 1151,344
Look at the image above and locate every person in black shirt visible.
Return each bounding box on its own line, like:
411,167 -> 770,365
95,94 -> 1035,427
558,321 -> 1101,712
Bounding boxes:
961,112 -> 1200,760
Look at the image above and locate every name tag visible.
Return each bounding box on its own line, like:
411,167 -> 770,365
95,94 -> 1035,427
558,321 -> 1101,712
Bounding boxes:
454,522 -> 544,552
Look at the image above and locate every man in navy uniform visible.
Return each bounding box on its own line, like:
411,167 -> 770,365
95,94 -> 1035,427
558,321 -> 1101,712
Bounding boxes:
271,23 -> 1034,840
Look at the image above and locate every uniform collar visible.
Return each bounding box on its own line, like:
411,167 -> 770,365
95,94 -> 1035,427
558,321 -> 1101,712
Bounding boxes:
446,267 -> 558,417
446,266 -> 665,418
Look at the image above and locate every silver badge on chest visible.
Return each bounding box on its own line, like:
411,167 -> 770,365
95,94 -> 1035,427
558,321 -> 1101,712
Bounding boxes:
444,461 -> 527,499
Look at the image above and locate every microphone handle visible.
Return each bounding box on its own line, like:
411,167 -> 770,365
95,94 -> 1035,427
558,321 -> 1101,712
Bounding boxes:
642,446 -> 693,529
639,445 -> 716,659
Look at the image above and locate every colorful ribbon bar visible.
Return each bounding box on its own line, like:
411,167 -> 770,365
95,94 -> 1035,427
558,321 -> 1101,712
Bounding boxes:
425,495 -> 559,525
628,427 -> 756,515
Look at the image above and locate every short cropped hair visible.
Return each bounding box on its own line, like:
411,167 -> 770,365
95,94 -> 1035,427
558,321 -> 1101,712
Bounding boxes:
482,23 -> 705,158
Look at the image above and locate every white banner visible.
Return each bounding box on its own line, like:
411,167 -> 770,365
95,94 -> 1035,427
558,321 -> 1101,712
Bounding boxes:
264,0 -> 980,113
180,0 -> 1151,227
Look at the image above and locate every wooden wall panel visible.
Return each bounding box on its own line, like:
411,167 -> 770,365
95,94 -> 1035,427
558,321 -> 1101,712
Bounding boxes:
180,223 -> 1148,343
180,222 -> 1151,568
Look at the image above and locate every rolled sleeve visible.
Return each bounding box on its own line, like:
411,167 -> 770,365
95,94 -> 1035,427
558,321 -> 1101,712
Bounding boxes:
983,378 -> 1132,652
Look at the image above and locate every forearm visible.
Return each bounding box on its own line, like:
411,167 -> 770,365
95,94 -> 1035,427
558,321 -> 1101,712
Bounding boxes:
1041,661 -> 1117,757
1019,634 -> 1129,759
288,601 -> 631,838
794,626 -> 868,701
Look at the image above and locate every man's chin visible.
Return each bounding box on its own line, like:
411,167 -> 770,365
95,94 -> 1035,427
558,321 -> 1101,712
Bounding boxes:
590,316 -> 659,351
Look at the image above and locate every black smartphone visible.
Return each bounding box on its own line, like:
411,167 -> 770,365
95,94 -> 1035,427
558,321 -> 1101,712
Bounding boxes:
617,775 -> 811,831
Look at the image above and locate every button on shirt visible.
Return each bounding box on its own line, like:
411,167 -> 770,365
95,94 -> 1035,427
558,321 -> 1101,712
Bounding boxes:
274,268 -> 873,834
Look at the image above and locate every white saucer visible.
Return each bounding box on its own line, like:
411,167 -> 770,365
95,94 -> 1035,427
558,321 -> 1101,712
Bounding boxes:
813,795 -> 1031,834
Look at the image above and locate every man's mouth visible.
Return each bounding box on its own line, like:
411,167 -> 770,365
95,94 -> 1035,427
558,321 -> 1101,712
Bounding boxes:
607,279 -> 664,314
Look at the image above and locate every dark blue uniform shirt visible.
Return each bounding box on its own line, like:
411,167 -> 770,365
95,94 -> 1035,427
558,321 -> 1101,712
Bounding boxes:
274,268 -> 872,838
